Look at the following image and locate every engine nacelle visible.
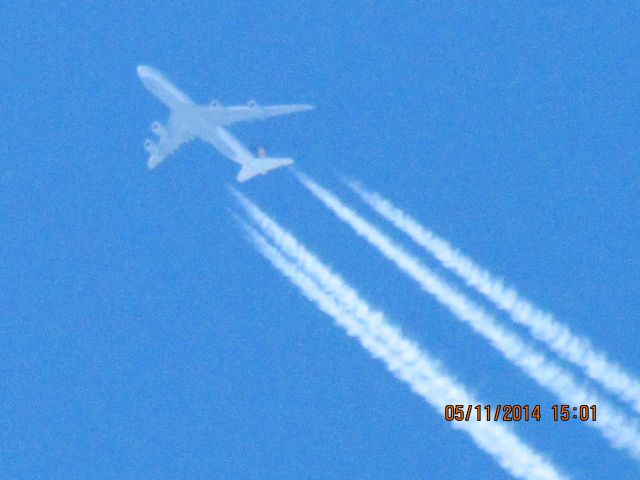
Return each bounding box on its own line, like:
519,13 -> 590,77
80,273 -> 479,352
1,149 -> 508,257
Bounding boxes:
144,139 -> 158,155
151,121 -> 167,137
247,100 -> 258,108
209,99 -> 222,108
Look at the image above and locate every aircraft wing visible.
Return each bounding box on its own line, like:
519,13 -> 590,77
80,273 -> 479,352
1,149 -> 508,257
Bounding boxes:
221,103 -> 314,125
144,114 -> 195,169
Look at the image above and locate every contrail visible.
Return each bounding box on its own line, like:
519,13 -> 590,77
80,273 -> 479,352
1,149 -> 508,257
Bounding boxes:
346,179 -> 640,416
233,194 -> 568,480
294,171 -> 640,460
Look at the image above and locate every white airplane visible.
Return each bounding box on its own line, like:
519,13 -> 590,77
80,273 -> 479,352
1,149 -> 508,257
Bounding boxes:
137,65 -> 313,182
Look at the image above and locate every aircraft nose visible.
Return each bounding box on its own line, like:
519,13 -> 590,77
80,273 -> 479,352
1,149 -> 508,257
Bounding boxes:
137,65 -> 153,78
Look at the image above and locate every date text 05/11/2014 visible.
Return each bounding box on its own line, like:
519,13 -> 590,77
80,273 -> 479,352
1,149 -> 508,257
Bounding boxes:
444,404 -> 597,422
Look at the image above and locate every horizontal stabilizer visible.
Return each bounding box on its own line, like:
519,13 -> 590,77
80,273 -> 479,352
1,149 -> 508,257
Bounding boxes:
236,157 -> 294,182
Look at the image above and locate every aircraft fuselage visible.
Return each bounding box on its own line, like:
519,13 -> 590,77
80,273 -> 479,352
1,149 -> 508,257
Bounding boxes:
137,65 -> 312,181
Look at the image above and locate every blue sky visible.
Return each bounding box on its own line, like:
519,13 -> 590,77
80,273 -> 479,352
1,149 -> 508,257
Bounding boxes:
3,1 -> 640,478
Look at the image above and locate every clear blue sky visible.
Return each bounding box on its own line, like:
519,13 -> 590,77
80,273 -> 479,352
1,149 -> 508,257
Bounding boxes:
3,2 -> 640,478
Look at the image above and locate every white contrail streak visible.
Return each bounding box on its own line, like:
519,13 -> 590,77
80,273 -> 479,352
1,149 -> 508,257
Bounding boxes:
233,194 -> 567,480
294,171 -> 640,460
347,180 -> 640,416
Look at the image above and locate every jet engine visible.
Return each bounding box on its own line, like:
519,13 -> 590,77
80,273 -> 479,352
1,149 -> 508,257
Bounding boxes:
209,99 -> 222,108
247,100 -> 258,108
144,139 -> 158,154
151,121 -> 167,137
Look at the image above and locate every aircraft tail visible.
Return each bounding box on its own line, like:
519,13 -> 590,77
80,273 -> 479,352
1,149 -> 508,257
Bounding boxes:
236,157 -> 294,182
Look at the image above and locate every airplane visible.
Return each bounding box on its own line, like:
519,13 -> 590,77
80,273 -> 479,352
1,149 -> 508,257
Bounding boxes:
137,65 -> 313,182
